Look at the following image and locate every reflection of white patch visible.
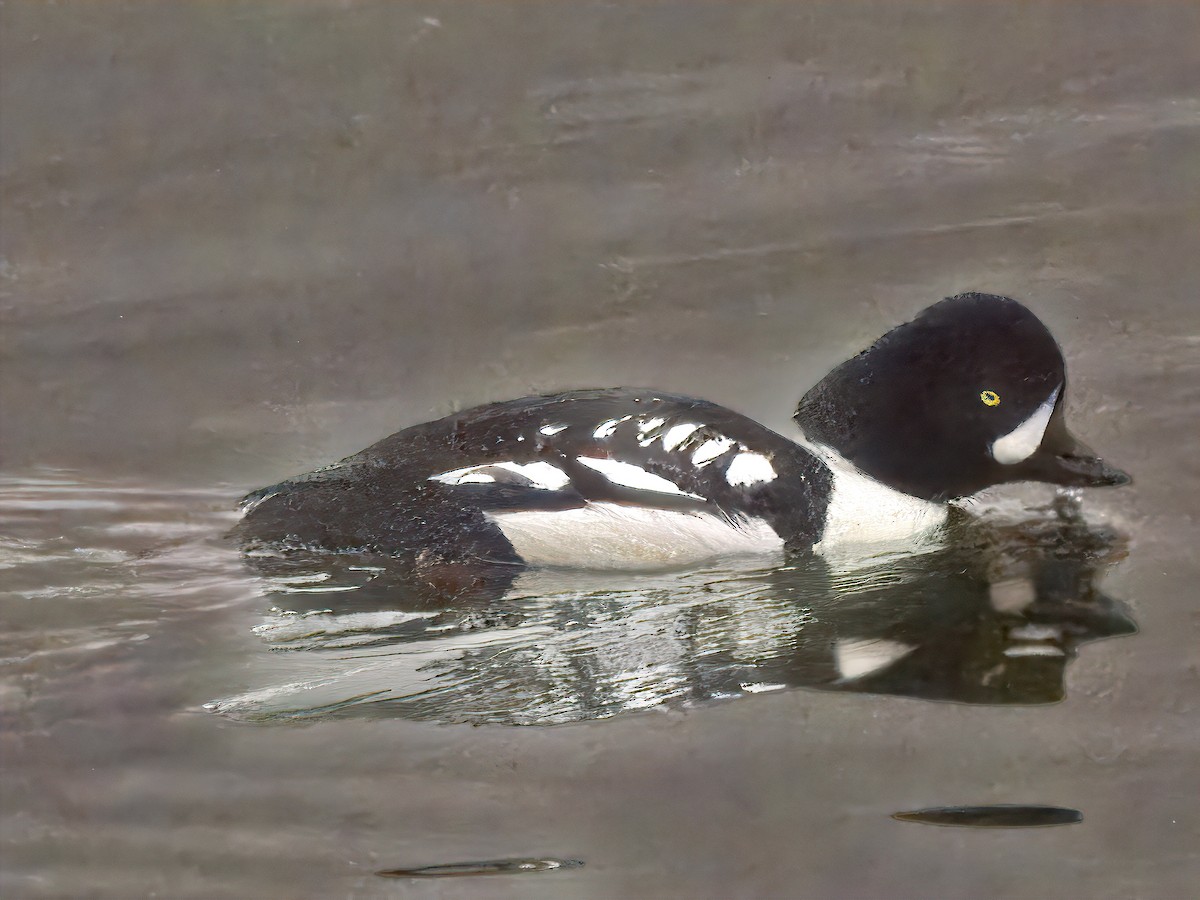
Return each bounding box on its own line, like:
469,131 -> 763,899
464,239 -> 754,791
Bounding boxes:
540,424 -> 568,436
250,608 -> 431,643
740,682 -> 787,694
834,638 -> 915,680
488,502 -> 783,569
1008,624 -> 1062,641
266,572 -> 330,585
1003,644 -> 1065,658
430,461 -> 570,490
692,438 -> 736,466
576,457 -> 700,498
799,438 -> 947,552
991,387 -> 1060,465
270,582 -> 364,594
725,452 -> 777,487
593,416 -> 633,439
662,423 -> 701,452
990,578 -> 1035,612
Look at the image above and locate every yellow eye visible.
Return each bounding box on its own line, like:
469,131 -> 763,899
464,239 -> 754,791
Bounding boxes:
980,390 -> 1001,407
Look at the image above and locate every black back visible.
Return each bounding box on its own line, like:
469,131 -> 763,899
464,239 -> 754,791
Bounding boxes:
237,389 -> 832,560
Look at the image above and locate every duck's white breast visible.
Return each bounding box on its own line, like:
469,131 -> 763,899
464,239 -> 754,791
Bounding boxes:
797,438 -> 948,555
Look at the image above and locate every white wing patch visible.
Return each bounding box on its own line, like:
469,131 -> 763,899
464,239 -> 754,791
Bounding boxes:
725,452 -> 777,487
430,461 -> 570,490
240,489 -> 282,514
636,417 -> 667,446
450,472 -> 495,484
991,386 -> 1060,465
692,437 -> 736,466
576,457 -> 702,498
429,466 -> 488,486
593,415 -> 633,439
494,461 -> 571,488
662,423 -> 701,452
487,502 -> 783,569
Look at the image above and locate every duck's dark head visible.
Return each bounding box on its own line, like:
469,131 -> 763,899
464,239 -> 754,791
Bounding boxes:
795,292 -> 1130,501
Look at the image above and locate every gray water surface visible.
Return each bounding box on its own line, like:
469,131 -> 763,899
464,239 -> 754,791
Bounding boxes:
3,3 -> 1199,898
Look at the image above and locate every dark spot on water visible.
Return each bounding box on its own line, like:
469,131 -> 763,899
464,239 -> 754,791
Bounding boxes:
892,805 -> 1083,828
375,857 -> 585,878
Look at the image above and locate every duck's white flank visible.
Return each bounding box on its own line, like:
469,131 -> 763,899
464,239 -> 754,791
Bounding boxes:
487,502 -> 784,569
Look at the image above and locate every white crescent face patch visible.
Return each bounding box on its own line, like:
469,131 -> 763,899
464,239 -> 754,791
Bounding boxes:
990,386 -> 1060,465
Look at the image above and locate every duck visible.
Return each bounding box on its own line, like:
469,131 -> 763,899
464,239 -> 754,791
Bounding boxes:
236,292 -> 1129,570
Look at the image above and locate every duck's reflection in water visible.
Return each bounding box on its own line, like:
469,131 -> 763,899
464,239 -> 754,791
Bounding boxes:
211,496 -> 1134,725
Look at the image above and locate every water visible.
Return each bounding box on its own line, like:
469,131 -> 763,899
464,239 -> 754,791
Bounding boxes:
3,3 -> 1199,897
204,496 -> 1135,725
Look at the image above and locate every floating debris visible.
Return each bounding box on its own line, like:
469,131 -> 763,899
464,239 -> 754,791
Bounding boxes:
376,857 -> 584,878
892,805 -> 1083,827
